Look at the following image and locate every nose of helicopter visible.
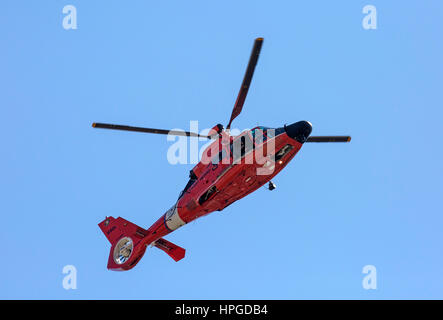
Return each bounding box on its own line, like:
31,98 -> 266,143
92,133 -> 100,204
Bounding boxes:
284,121 -> 312,143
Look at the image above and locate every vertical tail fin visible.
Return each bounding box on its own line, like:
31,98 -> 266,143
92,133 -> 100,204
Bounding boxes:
98,217 -> 149,271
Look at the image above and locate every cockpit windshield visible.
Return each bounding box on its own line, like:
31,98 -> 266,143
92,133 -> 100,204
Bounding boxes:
251,126 -> 270,134
250,126 -> 270,145
250,126 -> 286,144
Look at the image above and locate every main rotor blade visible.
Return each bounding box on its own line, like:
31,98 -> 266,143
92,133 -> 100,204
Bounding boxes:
92,123 -> 215,139
305,136 -> 352,143
226,37 -> 264,130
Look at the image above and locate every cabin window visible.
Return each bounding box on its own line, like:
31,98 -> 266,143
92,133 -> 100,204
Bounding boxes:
274,144 -> 294,162
230,133 -> 254,162
199,186 -> 217,205
212,148 -> 228,164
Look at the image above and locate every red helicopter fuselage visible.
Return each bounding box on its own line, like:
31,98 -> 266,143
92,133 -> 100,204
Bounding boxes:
94,37 -> 350,271
98,125 -> 305,270
149,127 -> 301,238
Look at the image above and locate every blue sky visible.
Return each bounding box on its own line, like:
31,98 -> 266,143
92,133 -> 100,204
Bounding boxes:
1,1 -> 442,299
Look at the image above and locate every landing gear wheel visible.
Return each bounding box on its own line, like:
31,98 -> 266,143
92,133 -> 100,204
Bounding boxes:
268,181 -> 276,191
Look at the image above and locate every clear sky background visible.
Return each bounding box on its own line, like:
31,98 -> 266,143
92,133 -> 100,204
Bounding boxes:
1,1 -> 442,299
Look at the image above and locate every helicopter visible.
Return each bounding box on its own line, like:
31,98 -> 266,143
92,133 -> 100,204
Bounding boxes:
92,38 -> 351,271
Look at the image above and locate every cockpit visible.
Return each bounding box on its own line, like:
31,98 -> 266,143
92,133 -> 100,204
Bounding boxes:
250,126 -> 285,144
177,126 -> 286,200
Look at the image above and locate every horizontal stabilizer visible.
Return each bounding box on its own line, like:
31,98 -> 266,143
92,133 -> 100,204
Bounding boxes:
153,238 -> 186,262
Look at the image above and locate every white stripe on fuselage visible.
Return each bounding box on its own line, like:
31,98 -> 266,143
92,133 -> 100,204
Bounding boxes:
164,204 -> 186,231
